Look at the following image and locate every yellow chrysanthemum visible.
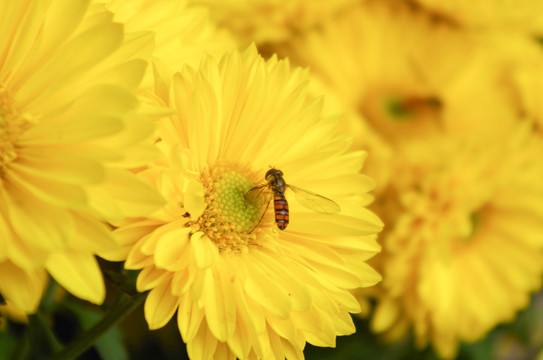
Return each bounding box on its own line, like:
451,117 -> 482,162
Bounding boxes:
277,0 -> 543,357
102,46 -> 382,359
413,0 -> 543,33
285,0 -> 519,144
99,0 -> 236,81
370,124 -> 543,359
187,0 -> 361,46
0,0 -> 163,314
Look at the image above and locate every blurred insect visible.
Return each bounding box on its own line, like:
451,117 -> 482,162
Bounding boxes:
245,168 -> 340,231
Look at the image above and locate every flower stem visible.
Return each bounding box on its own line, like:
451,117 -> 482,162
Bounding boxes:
28,312 -> 63,354
45,291 -> 148,360
39,279 -> 58,314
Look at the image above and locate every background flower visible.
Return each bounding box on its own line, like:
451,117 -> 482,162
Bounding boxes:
187,0 -> 362,47
271,0 -> 543,357
412,0 -> 543,34
280,0 -> 523,191
99,0 -> 236,85
368,124 -> 543,358
0,0 -> 163,314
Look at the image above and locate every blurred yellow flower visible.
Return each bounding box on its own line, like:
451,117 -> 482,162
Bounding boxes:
413,0 -> 543,33
102,46 -> 383,359
371,124 -> 543,359
286,0 -> 519,145
277,0 -> 543,357
187,0 -> 361,46
0,0 -> 163,313
100,0 -> 236,78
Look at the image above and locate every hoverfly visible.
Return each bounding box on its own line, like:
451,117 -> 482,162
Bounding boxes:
245,168 -> 340,230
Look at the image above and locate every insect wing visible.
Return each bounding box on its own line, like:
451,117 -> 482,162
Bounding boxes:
244,184 -> 272,224
245,184 -> 270,207
288,185 -> 340,214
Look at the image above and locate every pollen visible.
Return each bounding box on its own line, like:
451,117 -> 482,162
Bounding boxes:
0,87 -> 30,178
198,165 -> 270,253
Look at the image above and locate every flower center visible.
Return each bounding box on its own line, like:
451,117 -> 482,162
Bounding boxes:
0,87 -> 30,178
198,165 -> 271,253
359,85 -> 442,143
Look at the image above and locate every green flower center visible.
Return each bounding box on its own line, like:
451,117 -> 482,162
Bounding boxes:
213,171 -> 261,230
384,95 -> 442,121
199,166 -> 270,253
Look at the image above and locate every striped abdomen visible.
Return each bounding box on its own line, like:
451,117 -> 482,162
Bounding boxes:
273,192 -> 289,230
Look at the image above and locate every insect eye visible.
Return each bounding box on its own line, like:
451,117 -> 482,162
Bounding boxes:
265,168 -> 283,181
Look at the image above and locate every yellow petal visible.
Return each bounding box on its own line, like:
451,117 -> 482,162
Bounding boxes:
244,255 -> 293,319
3,184 -> 75,250
289,208 -> 383,236
4,228 -> 48,270
63,83 -> 139,118
186,325 -> 218,360
171,268 -> 193,296
33,0 -> 90,61
0,210 -> 12,261
21,115 -> 123,145
266,315 -> 296,343
371,297 -> 401,333
0,261 -> 47,314
152,57 -> 173,102
144,280 -> 179,330
191,232 -> 219,269
113,219 -> 162,247
98,56 -> 149,90
333,309 -> 357,335
290,307 -> 324,336
11,157 -> 104,185
88,168 -> 165,221
20,22 -> 123,108
304,312 -> 337,346
347,261 -> 382,287
136,266 -> 171,292
7,168 -> 87,208
154,227 -> 191,270
45,251 -> 105,304
70,212 -> 117,253
178,290 -> 205,342
251,249 -> 311,312
125,234 -> 155,269
201,268 -> 236,342
105,30 -> 154,77
226,312 -> 253,359
185,179 -> 207,219
0,2 -> 48,73
305,257 -> 368,289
